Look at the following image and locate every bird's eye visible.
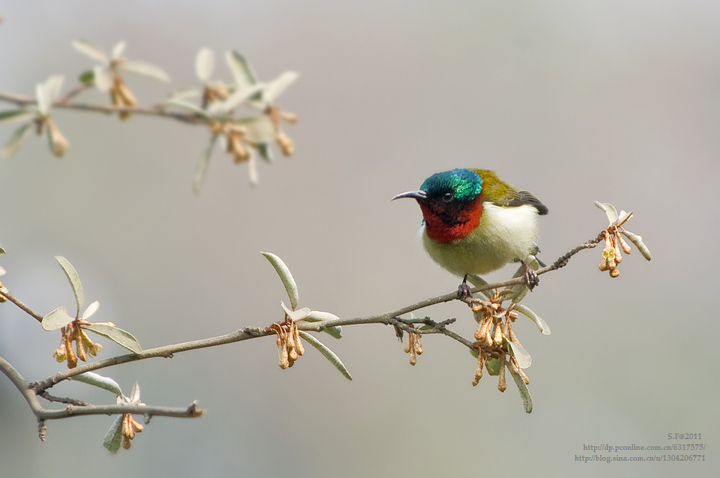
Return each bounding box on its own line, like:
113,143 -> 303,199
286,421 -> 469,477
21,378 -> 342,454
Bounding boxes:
443,192 -> 454,203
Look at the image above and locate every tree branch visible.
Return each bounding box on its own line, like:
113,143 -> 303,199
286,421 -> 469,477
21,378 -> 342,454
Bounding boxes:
18,235 -> 600,394
0,91 -> 207,125
0,354 -> 202,422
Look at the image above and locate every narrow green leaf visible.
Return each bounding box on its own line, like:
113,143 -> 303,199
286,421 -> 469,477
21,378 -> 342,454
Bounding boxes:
72,39 -> 109,64
621,230 -> 652,261
513,304 -> 551,335
248,154 -> 258,186
261,252 -> 299,309
0,245 -> 5,255
103,415 -> 124,454
257,143 -> 273,162
208,83 -> 265,114
507,341 -> 532,369
193,133 -> 218,195
84,323 -> 142,354
36,75 -> 64,115
304,311 -> 342,338
195,48 -> 215,82
594,201 -> 618,224
262,71 -> 299,104
1,122 -> 33,159
280,302 -> 311,321
129,382 -> 141,403
120,60 -> 170,82
55,256 -> 83,314
111,41 -> 126,60
93,65 -> 113,92
165,98 -> 211,119
509,367 -> 533,413
71,372 -> 123,396
83,300 -> 100,320
166,87 -> 200,101
225,50 -> 258,92
42,306 -> 75,331
0,109 -> 34,124
297,330 -> 352,380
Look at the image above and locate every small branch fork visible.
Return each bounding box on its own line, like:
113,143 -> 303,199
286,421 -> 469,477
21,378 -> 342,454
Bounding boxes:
0,236 -> 600,429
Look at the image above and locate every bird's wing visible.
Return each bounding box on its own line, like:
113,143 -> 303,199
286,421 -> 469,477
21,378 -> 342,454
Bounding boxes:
506,190 -> 549,215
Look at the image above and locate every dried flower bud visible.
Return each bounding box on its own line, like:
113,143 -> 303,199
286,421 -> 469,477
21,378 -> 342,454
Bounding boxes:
294,325 -> 304,356
618,234 -> 632,254
497,358 -> 507,392
610,267 -> 620,278
278,342 -> 290,369
472,354 -> 484,387
276,132 -> 294,156
493,321 -> 503,345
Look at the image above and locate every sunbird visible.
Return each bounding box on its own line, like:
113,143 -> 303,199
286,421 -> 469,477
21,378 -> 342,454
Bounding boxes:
393,168 -> 548,296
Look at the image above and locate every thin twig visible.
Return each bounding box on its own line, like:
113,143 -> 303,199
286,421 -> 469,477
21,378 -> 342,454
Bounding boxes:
0,288 -> 44,323
0,91 -> 207,125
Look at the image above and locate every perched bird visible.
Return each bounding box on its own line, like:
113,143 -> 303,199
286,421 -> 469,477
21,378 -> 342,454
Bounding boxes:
393,168 -> 548,295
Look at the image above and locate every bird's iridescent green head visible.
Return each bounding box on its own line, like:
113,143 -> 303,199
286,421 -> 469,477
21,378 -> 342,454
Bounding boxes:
420,168 -> 483,202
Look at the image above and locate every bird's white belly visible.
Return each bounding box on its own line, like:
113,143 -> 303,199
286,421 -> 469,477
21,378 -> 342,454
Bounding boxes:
421,203 -> 540,276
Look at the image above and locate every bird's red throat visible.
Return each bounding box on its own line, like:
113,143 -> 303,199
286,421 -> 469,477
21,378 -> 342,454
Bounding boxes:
418,195 -> 483,244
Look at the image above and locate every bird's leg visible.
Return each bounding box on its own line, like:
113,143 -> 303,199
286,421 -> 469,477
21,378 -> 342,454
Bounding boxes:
521,260 -> 540,291
457,274 -> 473,299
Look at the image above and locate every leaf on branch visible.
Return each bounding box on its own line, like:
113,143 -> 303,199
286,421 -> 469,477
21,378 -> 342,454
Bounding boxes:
297,330 -> 352,380
225,50 -> 259,92
164,98 -> 212,119
71,371 -> 124,397
84,323 -> 142,354
594,201 -> 618,224
55,256 -> 84,314
280,302 -> 311,322
261,252 -> 299,310
103,415 -> 124,454
262,71 -> 299,104
304,310 -> 342,339
512,304 -> 551,335
193,133 -> 219,195
111,41 -> 126,60
1,122 -> 33,159
506,341 -> 532,369
621,229 -> 652,261
120,60 -> 170,82
72,39 -> 109,64
208,83 -> 265,115
0,109 -> 34,124
257,142 -> 273,163
36,75 -> 64,115
509,367 -> 533,414
93,65 -> 113,92
195,48 -> 215,82
42,306 -> 76,331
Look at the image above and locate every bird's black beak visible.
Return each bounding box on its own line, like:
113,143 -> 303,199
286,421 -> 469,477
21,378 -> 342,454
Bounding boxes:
391,190 -> 427,201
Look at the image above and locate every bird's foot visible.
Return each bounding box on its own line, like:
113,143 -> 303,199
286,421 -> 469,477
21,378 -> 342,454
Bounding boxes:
522,262 -> 540,291
457,275 -> 473,299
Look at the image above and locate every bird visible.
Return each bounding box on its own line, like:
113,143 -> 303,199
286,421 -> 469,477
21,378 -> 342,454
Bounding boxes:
392,168 -> 548,296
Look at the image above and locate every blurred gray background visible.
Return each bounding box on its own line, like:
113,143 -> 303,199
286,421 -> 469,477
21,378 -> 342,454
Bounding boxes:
1,1 -> 717,477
